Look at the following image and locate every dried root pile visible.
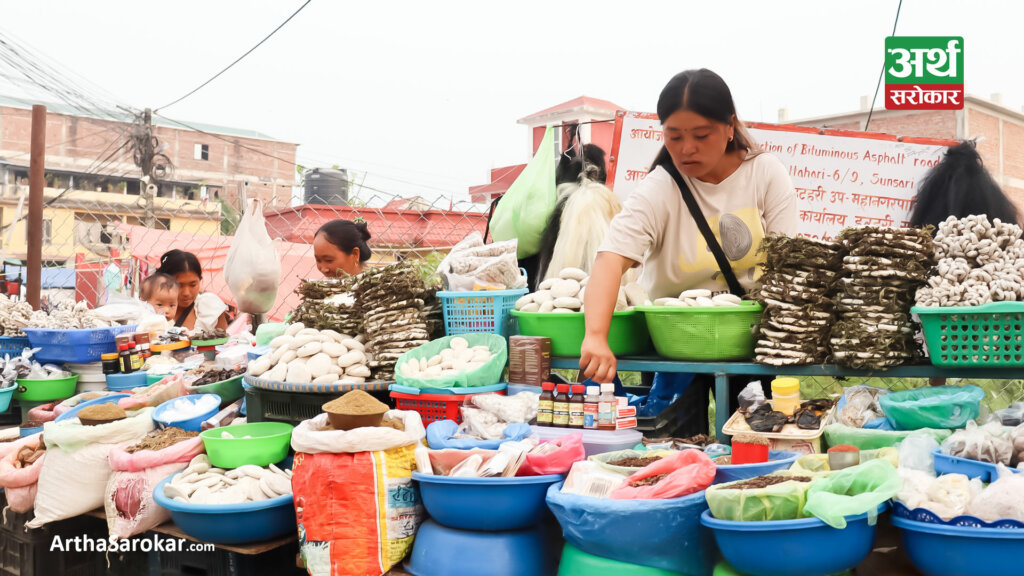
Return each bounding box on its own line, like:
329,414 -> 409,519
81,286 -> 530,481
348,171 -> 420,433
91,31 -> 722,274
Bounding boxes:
916,215 -> 1024,306
356,262 -> 430,380
830,227 -> 933,369
0,295 -> 33,336
755,235 -> 843,366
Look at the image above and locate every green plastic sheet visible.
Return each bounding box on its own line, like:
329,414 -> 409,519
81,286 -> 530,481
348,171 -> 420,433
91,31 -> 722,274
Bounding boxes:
489,127 -> 557,258
878,385 -> 985,430
823,423 -> 952,450
802,459 -> 902,529
393,334 -> 507,389
705,472 -> 821,521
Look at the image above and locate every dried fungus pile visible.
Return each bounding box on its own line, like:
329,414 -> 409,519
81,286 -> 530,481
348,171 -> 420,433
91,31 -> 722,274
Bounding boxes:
292,277 -> 362,335
830,228 -> 933,369
916,215 -> 1024,306
755,235 -> 843,366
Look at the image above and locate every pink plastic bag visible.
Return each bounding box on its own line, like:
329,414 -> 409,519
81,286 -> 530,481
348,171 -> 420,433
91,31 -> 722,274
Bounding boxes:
518,433 -> 586,476
118,373 -> 186,411
105,462 -> 186,539
0,433 -> 46,513
108,436 -> 204,472
609,449 -> 716,500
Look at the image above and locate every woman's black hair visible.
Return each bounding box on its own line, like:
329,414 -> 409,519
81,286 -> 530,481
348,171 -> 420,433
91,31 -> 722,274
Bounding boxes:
649,68 -> 757,171
909,141 -> 1020,229
315,219 -> 372,262
156,249 -> 202,278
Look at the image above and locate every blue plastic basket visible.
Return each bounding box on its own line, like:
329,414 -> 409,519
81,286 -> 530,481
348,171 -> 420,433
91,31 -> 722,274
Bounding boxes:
24,325 -> 137,364
0,336 -> 30,357
437,288 -> 527,337
932,448 -> 1022,482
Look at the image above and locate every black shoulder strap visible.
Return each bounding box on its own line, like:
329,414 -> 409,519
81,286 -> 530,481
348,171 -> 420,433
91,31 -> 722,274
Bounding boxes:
483,195 -> 501,243
661,162 -> 746,297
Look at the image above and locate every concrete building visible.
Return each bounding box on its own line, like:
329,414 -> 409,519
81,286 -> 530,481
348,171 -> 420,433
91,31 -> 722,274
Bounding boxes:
790,94 -> 1024,210
0,95 -> 298,263
469,96 -> 622,204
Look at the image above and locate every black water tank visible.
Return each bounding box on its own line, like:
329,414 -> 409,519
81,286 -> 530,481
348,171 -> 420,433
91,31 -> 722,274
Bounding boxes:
304,168 -> 349,205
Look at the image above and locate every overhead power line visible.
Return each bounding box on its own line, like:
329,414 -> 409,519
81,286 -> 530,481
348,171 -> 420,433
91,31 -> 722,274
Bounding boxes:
156,0 -> 312,113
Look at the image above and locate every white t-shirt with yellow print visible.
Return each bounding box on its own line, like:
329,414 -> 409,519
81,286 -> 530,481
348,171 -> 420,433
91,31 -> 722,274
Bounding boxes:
598,153 -> 797,299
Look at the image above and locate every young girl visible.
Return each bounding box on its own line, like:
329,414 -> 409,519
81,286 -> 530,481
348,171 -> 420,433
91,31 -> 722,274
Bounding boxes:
581,69 -> 798,433
313,219 -> 372,278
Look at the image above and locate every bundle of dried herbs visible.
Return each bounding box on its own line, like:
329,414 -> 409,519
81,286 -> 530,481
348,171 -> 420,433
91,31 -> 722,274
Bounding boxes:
421,289 -> 445,340
755,235 -> 844,366
356,262 -> 431,380
292,277 -> 362,334
830,227 -> 933,369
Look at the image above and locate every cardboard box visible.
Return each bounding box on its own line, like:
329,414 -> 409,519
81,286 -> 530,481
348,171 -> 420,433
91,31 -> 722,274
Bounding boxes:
616,406 -> 637,419
615,417 -> 637,430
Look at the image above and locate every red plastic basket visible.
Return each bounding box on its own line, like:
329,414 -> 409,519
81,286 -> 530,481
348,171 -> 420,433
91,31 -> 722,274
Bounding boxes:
390,390 -> 506,424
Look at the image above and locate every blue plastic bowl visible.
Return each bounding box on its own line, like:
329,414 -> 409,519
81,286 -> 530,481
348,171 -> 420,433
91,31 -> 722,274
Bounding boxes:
19,425 -> 42,437
0,382 -> 15,413
700,504 -> 887,576
153,394 -> 222,432
413,472 -> 561,531
405,518 -> 558,576
55,393 -> 131,423
152,473 -> 296,544
713,451 -> 800,485
105,371 -> 149,392
893,515 -> 1024,576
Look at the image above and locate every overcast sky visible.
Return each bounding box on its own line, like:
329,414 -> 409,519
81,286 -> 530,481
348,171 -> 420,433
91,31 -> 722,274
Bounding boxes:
1,0 -> 1019,206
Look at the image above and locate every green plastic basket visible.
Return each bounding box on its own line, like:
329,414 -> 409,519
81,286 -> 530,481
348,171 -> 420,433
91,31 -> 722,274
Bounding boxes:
912,302 -> 1024,367
511,310 -> 650,357
190,374 -> 244,403
635,302 -> 762,361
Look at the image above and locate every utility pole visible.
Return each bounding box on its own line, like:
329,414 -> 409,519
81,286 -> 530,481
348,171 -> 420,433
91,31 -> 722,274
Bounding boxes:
26,105 -> 45,310
140,108 -> 157,228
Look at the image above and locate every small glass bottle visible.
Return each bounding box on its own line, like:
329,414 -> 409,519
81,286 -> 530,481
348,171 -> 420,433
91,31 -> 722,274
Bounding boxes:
537,382 -> 555,426
118,344 -> 135,374
568,384 -> 586,428
134,332 -> 152,360
128,341 -> 143,372
552,384 -> 570,428
583,385 -> 600,429
598,383 -> 616,430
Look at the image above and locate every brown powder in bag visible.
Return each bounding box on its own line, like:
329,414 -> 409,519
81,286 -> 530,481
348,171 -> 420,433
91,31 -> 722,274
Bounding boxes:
125,427 -> 199,453
323,390 -> 388,416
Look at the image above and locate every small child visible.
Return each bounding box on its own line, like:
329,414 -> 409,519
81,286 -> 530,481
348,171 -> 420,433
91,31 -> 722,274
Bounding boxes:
140,273 -> 179,322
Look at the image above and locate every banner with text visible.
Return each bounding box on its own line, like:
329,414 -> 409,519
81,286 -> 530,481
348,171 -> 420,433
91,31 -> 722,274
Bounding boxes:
607,111 -> 956,241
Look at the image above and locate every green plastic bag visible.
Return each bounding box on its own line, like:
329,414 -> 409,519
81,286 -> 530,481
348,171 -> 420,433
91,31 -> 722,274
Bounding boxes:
823,423 -> 952,450
393,334 -> 507,389
705,472 -> 822,521
878,385 -> 985,430
489,127 -> 557,258
802,459 -> 901,529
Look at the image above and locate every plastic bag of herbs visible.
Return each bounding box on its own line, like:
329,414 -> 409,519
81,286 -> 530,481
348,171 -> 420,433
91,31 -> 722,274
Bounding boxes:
705,471 -> 827,521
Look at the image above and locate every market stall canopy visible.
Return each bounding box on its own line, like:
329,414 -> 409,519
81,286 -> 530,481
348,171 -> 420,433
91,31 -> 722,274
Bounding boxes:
116,223 -> 318,321
2,265 -> 74,289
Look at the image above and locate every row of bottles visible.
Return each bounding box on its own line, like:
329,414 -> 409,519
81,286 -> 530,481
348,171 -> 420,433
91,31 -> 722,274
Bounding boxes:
536,382 -> 618,430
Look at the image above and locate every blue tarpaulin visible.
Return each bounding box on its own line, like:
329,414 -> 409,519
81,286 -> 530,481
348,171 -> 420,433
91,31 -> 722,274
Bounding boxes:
1,266 -> 75,289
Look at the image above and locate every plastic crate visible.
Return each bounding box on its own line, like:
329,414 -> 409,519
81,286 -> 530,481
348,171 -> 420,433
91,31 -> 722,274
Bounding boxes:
245,386 -> 394,426
0,337 -> 30,357
390,386 -> 507,424
437,288 -> 527,337
149,540 -> 305,576
624,384 -> 692,439
24,325 -> 138,364
0,508 -> 108,576
913,302 -> 1024,367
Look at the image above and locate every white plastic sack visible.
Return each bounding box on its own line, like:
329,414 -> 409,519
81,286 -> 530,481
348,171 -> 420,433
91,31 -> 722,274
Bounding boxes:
898,433 -> 941,474
966,466 -> 1024,522
224,198 -> 281,314
27,408 -> 155,528
105,462 -> 185,539
194,293 -> 228,333
290,410 -> 425,454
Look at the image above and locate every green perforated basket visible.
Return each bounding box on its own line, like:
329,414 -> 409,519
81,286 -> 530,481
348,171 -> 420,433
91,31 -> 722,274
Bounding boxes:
636,302 -> 762,361
912,302 -> 1024,367
511,310 -> 650,357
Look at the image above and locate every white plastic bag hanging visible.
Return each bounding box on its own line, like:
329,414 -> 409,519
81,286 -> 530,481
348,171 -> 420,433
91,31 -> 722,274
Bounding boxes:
224,199 -> 281,314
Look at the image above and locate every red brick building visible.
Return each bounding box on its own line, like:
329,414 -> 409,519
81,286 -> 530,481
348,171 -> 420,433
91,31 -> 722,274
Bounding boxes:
0,95 -> 298,207
791,95 -> 1024,210
469,96 -> 622,204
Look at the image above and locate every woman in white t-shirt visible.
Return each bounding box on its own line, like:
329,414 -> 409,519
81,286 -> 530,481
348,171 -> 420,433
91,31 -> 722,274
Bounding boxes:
581,69 -> 797,432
